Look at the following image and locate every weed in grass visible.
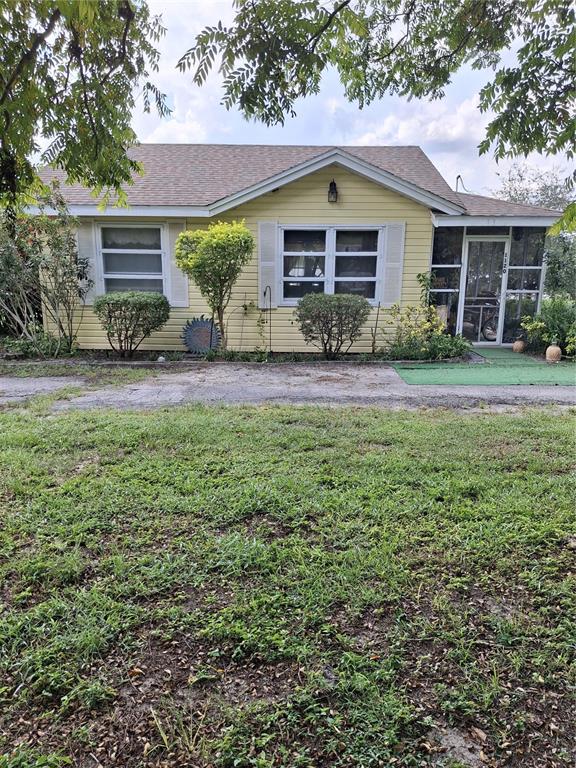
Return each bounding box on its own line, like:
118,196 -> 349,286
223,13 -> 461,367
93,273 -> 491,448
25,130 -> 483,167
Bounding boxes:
0,752 -> 71,768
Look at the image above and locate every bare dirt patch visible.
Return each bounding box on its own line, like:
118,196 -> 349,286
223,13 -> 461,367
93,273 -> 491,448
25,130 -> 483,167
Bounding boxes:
427,725 -> 487,767
46,363 -> 575,411
0,375 -> 85,404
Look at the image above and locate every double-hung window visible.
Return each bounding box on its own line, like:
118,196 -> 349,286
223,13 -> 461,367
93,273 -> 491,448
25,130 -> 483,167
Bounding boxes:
100,225 -> 165,294
281,227 -> 381,304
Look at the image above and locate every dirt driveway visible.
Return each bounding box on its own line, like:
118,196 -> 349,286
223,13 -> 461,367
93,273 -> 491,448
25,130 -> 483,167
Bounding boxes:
2,363 -> 573,411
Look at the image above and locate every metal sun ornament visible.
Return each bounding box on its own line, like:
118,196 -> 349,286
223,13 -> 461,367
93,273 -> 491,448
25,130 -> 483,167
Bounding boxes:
181,316 -> 221,354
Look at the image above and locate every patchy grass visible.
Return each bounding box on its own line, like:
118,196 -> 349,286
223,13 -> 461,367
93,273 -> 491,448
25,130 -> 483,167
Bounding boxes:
0,405 -> 574,768
0,362 -> 173,386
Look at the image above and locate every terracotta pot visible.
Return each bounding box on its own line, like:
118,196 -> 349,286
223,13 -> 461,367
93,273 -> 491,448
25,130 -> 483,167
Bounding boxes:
512,339 -> 526,353
545,343 -> 562,363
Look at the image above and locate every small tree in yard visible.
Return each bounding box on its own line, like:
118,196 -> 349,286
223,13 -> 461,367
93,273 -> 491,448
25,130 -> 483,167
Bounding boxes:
0,191 -> 92,355
34,192 -> 93,353
93,292 -> 170,358
175,221 -> 254,350
0,222 -> 41,346
295,293 -> 371,359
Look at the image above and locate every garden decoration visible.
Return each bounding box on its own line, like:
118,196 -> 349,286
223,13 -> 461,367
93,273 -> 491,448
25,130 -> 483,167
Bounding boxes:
512,339 -> 526,353
545,341 -> 562,363
181,316 -> 221,354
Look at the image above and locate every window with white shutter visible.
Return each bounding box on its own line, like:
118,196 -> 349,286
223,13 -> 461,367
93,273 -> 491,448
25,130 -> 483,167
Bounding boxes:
274,225 -> 404,307
98,224 -> 165,294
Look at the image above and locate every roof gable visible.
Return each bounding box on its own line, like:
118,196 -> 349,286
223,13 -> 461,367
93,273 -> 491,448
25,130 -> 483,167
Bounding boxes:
208,148 -> 465,215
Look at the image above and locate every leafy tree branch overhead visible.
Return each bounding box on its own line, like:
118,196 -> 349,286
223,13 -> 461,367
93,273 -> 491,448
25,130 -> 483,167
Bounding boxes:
0,0 -> 170,219
180,0 -> 575,171
494,164 -> 576,298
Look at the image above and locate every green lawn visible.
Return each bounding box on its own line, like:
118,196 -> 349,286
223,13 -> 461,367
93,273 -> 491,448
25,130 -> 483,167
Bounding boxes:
0,405 -> 574,767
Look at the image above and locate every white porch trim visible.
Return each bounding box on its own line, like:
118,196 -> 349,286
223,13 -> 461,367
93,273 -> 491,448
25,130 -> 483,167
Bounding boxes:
432,214 -> 559,227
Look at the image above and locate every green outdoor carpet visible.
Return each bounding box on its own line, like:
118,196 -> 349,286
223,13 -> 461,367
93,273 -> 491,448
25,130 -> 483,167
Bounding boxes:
393,348 -> 576,386
474,348 -> 541,365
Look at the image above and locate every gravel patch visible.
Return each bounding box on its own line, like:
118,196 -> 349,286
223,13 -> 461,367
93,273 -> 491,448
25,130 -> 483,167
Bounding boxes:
0,376 -> 85,405
49,363 -> 575,412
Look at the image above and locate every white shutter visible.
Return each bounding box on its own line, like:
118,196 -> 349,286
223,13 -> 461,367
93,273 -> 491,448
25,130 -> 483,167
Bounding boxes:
380,222 -> 406,307
167,221 -> 189,307
77,221 -> 102,304
258,222 -> 278,308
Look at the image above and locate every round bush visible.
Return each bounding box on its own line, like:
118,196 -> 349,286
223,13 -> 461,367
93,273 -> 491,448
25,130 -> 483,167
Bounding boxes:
294,293 -> 371,359
93,291 -> 170,358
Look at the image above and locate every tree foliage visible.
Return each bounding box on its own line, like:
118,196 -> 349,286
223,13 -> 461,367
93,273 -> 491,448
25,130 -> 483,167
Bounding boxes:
93,292 -> 170,358
494,163 -> 576,293
0,0 -> 169,220
294,293 -> 371,358
544,235 -> 576,300
32,189 -> 93,353
494,164 -> 573,212
180,0 -> 575,166
175,221 -> 255,349
0,219 -> 41,346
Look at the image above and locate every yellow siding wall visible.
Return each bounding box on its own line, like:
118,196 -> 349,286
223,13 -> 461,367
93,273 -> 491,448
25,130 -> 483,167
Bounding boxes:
70,165 -> 434,352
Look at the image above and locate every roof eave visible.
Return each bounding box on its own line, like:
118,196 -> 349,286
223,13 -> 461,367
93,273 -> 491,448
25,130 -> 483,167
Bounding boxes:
26,204 -> 212,218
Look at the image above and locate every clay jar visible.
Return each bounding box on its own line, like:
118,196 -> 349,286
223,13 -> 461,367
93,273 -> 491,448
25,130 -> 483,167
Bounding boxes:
545,343 -> 562,363
512,339 -> 526,353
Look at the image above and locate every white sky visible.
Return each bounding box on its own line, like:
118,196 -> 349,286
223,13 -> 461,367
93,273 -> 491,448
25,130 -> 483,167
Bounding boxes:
133,0 -> 572,197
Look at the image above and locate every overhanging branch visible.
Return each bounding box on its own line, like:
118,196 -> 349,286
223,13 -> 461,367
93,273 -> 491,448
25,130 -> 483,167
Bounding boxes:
0,8 -> 62,107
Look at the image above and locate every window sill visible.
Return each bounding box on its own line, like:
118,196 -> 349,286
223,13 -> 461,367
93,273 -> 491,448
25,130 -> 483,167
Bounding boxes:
278,300 -> 381,309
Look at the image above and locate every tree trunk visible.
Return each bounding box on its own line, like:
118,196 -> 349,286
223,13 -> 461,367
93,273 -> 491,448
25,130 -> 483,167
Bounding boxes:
217,308 -> 226,350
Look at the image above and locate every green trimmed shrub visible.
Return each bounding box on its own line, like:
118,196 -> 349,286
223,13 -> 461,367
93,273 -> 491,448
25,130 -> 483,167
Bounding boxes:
175,220 -> 254,350
294,293 -> 371,359
93,292 -> 170,358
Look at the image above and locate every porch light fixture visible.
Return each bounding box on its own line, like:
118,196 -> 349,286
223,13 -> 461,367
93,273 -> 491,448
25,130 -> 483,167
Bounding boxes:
328,179 -> 338,202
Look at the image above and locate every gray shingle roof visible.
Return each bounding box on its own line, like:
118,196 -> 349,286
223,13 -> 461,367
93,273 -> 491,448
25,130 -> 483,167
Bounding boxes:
39,144 -> 561,217
39,144 -> 462,208
455,192 -> 562,217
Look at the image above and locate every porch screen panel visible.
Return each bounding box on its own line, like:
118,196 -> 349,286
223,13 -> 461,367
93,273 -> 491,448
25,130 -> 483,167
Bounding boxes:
429,227 -> 463,334
503,228 -> 546,343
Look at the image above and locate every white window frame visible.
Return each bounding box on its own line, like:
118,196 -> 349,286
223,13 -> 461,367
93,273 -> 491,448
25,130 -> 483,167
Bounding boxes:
97,222 -> 169,296
277,224 -> 385,306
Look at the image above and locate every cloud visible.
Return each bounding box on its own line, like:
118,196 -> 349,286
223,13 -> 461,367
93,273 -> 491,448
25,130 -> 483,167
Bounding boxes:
131,0 -> 234,144
353,96 -> 488,149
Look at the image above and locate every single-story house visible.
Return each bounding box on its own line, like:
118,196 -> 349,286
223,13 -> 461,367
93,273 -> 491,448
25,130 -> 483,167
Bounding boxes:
40,144 -> 561,350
